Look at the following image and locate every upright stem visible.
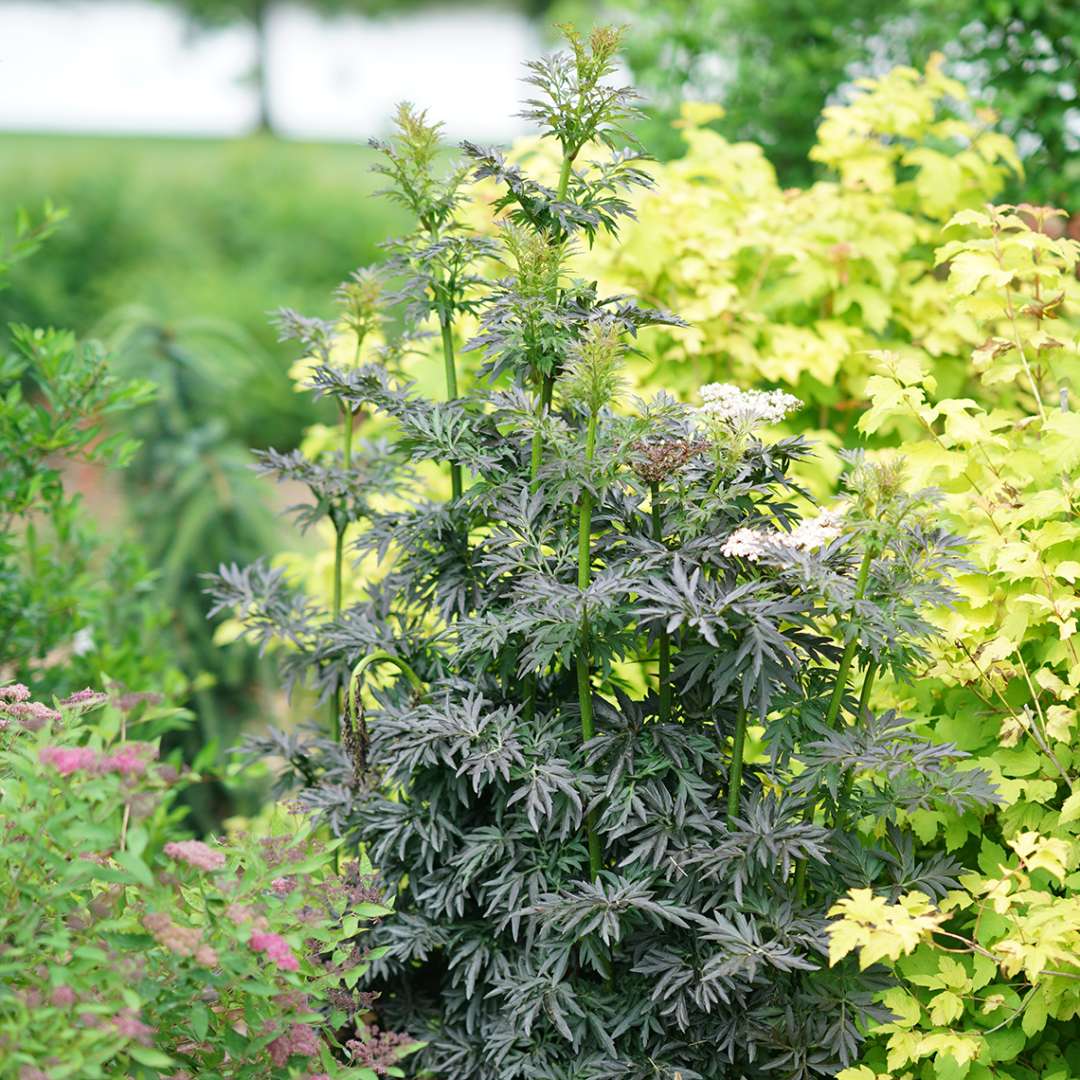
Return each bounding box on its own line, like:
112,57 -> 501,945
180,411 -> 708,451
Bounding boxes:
833,661 -> 879,829
526,144 -> 572,489
823,547 -> 874,730
726,703 -> 748,823
524,153 -> 575,762
577,414 -> 597,591
856,660 -> 877,719
796,544 -> 874,896
556,154 -> 573,201
440,315 -> 462,500
330,406 -> 355,740
528,373 -> 555,492
577,410 -> 602,880
650,482 -> 671,723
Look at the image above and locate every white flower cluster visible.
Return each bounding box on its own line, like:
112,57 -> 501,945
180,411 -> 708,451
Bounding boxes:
697,383 -> 803,429
720,511 -> 844,562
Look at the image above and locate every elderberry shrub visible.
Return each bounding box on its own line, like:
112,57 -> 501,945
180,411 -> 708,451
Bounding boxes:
211,27 -> 995,1080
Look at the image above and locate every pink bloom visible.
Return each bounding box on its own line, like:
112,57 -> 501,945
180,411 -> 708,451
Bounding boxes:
40,746 -> 98,775
249,930 -> 300,972
144,912 -> 202,957
7,701 -> 61,731
113,1008 -> 154,1045
101,743 -> 155,777
0,684 -> 30,702
50,986 -> 76,1007
195,944 -> 219,967
114,690 -> 163,711
271,876 -> 296,897
267,1023 -> 319,1066
60,688 -> 108,709
164,840 -> 226,872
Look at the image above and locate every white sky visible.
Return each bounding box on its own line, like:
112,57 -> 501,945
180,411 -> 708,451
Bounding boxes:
0,0 -> 540,138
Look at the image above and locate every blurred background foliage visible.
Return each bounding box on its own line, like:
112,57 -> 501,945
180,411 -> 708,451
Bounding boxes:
1,0 -> 1075,831
570,0 -> 1078,205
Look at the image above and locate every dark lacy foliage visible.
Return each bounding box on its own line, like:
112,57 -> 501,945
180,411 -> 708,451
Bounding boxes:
208,27 -> 996,1080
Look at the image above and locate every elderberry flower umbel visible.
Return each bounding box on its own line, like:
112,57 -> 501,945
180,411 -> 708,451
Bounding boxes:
696,382 -> 802,429
163,839 -> 226,872
721,510 -> 844,561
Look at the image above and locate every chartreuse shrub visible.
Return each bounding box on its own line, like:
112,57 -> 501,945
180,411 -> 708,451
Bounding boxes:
212,29 -> 996,1079
824,208 -> 1080,1078
455,58 -> 1021,492
0,682 -> 418,1079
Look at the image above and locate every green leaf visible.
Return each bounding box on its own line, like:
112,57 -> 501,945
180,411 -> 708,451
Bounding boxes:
191,1002 -> 209,1040
127,1046 -> 175,1068
113,850 -> 154,888
1059,791 -> 1080,824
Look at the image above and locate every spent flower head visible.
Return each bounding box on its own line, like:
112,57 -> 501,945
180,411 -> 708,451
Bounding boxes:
631,436 -> 708,485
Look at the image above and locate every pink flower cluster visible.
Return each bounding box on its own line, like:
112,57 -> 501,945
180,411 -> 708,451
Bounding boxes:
249,930 -> 299,972
2,699 -> 60,731
38,742 -> 156,778
50,986 -> 77,1007
60,688 -> 109,710
0,684 -> 30,703
114,1008 -> 154,1045
163,839 -> 226,872
144,912 -> 218,965
346,1027 -> 415,1074
267,1022 -> 319,1066
39,746 -> 97,776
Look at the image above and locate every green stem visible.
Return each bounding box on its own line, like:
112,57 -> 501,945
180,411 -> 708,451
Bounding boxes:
348,650 -> 426,711
823,547 -> 874,730
856,660 -> 877,719
796,544 -> 874,897
834,661 -> 878,828
577,415 -> 596,590
523,374 -> 555,721
330,406 -> 356,740
577,410 -> 601,880
440,315 -> 462,500
556,154 -> 573,202
650,482 -> 671,722
528,372 -> 555,492
726,703 -> 748,823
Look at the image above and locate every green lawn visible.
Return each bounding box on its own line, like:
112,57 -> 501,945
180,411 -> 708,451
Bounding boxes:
0,132 -> 409,446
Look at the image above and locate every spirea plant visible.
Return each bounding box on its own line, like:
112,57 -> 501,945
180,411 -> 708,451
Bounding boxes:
0,683 -> 417,1079
212,27 -> 995,1080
